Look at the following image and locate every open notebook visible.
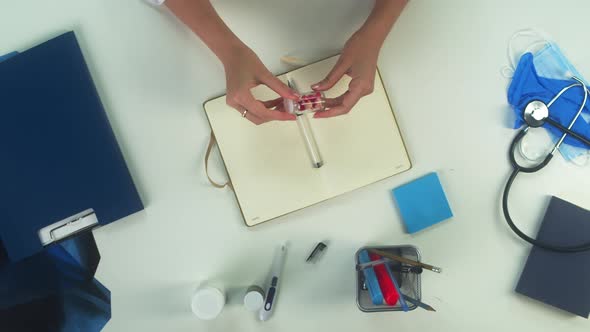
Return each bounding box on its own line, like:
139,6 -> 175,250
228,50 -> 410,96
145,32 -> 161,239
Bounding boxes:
204,56 -> 411,226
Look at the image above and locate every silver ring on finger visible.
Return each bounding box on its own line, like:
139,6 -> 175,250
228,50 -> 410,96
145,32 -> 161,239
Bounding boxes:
241,109 -> 248,118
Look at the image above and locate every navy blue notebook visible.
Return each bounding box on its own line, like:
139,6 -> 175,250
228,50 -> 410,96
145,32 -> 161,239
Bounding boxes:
0,32 -> 144,262
516,196 -> 590,318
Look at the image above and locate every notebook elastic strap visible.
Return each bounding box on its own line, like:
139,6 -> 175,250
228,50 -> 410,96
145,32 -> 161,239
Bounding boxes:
205,132 -> 233,190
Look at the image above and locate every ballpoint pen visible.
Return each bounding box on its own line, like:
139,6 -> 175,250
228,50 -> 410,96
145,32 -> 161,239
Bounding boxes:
259,244 -> 287,321
403,295 -> 436,312
384,262 -> 409,312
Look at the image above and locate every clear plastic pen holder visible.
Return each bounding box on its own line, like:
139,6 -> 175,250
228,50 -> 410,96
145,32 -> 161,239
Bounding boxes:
355,245 -> 422,312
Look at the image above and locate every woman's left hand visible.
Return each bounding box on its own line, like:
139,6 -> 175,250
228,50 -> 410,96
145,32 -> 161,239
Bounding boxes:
311,30 -> 381,118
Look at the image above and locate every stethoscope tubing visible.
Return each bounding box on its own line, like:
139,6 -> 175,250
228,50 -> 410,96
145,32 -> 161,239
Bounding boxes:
545,117 -> 590,147
503,78 -> 590,252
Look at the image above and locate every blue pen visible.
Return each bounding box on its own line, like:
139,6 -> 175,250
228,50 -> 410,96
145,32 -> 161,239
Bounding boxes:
385,263 -> 409,311
358,250 -> 384,305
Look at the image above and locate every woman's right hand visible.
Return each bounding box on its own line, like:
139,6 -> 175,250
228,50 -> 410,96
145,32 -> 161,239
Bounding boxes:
164,0 -> 297,124
222,46 -> 298,125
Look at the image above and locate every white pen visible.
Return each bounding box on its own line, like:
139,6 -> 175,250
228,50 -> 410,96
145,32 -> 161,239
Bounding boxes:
259,244 -> 288,321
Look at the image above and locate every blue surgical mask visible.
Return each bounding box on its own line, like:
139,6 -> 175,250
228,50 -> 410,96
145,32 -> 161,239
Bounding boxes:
533,42 -> 589,86
506,30 -> 590,164
533,43 -> 590,163
508,53 -> 590,159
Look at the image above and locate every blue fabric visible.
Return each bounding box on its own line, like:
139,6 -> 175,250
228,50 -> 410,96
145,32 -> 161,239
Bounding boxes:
0,296 -> 63,332
0,233 -> 111,332
392,172 -> 453,234
60,277 -> 110,332
508,53 -> 590,148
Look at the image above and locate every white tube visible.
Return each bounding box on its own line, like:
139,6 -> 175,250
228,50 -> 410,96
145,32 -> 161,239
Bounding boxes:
296,114 -> 323,168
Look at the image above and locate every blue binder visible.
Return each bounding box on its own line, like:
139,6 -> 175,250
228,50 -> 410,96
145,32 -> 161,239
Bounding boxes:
0,32 -> 144,262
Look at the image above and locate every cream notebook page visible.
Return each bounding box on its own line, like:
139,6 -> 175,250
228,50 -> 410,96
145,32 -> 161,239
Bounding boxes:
204,56 -> 410,226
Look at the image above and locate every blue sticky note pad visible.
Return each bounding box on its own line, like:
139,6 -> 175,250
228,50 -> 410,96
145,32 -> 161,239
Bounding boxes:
392,172 -> 453,233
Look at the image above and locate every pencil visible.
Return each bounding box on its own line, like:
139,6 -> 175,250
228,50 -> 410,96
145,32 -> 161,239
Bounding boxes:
368,249 -> 442,273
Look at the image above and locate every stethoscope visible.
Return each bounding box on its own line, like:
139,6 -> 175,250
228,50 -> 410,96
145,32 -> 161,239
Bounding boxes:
503,76 -> 590,252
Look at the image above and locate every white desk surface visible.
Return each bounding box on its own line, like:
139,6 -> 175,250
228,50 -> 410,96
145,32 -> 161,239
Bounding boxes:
2,0 -> 590,331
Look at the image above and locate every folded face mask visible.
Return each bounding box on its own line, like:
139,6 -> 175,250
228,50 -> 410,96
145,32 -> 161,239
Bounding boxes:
508,52 -> 590,149
532,42 -> 590,164
534,42 -> 588,86
505,30 -> 590,163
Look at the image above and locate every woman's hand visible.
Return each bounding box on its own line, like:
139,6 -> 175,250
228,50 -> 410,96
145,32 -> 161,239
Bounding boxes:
223,46 -> 298,125
165,0 -> 298,125
311,30 -> 380,118
310,0 -> 407,118
165,0 -> 406,123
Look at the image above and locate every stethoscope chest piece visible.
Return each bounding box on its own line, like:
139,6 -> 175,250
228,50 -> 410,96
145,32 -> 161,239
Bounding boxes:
523,100 -> 549,127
